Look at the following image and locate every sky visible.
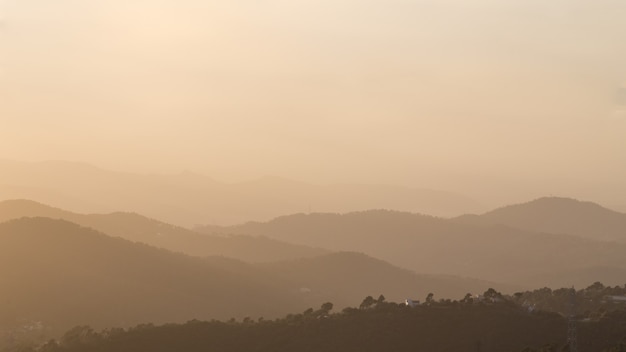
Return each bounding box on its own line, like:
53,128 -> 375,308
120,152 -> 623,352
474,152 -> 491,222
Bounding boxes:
1,0 -> 625,205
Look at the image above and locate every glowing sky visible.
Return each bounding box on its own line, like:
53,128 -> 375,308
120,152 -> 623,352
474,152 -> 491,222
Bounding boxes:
1,0 -> 625,205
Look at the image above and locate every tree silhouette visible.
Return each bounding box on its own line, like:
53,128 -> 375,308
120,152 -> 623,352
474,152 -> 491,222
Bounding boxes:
462,293 -> 474,304
360,296 -> 376,309
320,302 -> 334,314
425,293 -> 434,305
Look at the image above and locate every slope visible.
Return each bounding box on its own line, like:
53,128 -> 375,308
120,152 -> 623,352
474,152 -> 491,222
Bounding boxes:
0,217 -> 309,335
256,252 -> 521,307
22,303 -> 626,352
0,199 -> 327,262
199,210 -> 626,288
455,197 -> 626,242
0,159 -> 483,226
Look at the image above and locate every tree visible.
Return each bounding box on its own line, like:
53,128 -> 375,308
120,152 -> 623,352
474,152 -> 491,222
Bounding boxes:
320,302 -> 334,313
360,296 -> 377,309
425,293 -> 434,305
483,288 -> 503,301
38,340 -> 60,352
59,326 -> 98,348
462,293 -> 474,304
586,281 -> 605,291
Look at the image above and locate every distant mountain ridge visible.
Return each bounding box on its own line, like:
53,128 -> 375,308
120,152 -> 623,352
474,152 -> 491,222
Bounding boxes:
0,159 -> 483,226
455,197 -> 626,242
0,199 -> 327,262
198,207 -> 626,289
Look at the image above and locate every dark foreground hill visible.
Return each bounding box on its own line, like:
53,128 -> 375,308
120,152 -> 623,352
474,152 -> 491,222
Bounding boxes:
0,199 -> 327,262
14,301 -> 626,352
456,197 -> 626,243
0,218 -> 308,335
199,210 -> 626,288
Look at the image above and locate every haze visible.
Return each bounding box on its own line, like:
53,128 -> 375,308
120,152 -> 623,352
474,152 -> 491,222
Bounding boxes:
1,0 -> 626,208
3,3 -> 626,349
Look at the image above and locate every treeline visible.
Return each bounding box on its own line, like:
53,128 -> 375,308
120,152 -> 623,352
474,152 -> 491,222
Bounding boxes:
511,282 -> 626,318
4,291 -> 626,352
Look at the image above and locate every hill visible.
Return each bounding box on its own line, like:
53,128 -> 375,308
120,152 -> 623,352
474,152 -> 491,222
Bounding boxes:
0,218 -> 520,339
0,199 -> 327,262
0,218 -> 310,335
0,159 -> 483,226
455,197 -> 626,242
16,302 -> 626,352
256,252 -> 521,307
198,210 -> 626,289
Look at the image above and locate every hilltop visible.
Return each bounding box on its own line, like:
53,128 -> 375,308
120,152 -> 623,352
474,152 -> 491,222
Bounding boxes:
0,199 -> 327,262
0,218 -> 307,334
455,197 -> 626,242
16,300 -> 626,352
198,209 -> 626,288
0,159 -> 482,226
0,217 -> 520,342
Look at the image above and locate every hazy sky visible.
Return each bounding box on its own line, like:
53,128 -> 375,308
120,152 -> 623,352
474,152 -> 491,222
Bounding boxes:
1,0 -> 625,203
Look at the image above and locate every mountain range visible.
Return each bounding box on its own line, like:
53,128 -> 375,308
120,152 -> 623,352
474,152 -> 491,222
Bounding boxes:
198,198 -> 626,288
0,159 -> 483,227
0,218 -> 305,334
0,199 -> 326,263
0,216 -> 507,336
455,197 -> 626,243
2,196 -> 625,338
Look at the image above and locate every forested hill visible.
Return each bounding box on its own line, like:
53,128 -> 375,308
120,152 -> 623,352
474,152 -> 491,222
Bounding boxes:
15,299 -> 626,352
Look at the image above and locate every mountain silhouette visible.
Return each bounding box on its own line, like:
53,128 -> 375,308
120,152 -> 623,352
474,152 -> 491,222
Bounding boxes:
199,209 -> 626,288
455,197 -> 626,242
0,199 -> 327,262
0,217 -> 512,338
0,217 -> 310,334
0,159 -> 483,226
